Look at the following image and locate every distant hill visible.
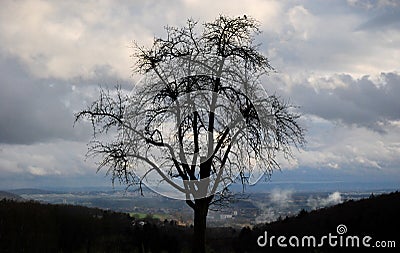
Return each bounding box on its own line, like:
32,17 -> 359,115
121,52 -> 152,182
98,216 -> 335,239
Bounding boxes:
0,191 -> 23,201
8,188 -> 62,195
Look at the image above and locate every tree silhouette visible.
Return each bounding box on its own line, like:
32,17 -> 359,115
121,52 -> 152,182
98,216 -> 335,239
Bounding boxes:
75,15 -> 305,253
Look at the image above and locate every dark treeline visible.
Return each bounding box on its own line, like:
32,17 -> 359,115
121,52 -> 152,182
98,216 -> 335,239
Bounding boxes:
235,191 -> 400,252
0,199 -> 188,253
1,191 -> 399,252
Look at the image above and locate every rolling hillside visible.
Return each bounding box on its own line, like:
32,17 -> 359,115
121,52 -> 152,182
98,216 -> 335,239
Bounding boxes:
234,191 -> 400,252
1,191 -> 399,252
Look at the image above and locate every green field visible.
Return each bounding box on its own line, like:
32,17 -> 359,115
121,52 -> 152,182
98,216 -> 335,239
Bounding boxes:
129,212 -> 170,221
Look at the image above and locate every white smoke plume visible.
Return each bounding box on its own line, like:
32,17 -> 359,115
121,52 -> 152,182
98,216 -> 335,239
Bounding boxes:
254,189 -> 294,223
307,191 -> 342,210
270,188 -> 294,208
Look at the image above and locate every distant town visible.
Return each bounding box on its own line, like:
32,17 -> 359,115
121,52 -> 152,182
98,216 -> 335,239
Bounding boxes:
6,186 -> 396,227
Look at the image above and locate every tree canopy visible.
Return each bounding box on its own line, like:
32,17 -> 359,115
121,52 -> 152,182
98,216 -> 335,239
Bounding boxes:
76,15 -> 305,253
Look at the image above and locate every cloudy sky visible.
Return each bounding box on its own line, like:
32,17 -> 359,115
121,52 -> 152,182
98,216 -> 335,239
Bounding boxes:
1,0 -> 399,190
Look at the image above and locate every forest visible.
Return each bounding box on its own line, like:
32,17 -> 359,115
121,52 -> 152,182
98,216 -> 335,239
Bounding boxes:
1,191 -> 399,252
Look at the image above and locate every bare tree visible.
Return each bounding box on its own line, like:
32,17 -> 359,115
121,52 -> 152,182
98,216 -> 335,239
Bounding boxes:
75,15 -> 305,253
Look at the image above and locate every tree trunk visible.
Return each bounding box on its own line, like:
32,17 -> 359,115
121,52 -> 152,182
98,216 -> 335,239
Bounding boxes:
192,198 -> 209,253
192,157 -> 212,253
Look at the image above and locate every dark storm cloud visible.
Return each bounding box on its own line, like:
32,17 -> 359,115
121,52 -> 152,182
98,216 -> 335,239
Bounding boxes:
1,59 -> 69,144
271,72 -> 400,133
0,58 -> 131,145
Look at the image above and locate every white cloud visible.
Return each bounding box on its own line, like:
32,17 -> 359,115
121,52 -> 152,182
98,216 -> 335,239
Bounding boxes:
1,0 -> 398,79
0,0 -> 154,79
0,140 -> 94,177
28,166 -> 60,176
0,0 -> 284,80
265,2 -> 400,76
292,119 -> 400,173
182,0 -> 283,30
0,139 -> 113,189
287,5 -> 316,41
